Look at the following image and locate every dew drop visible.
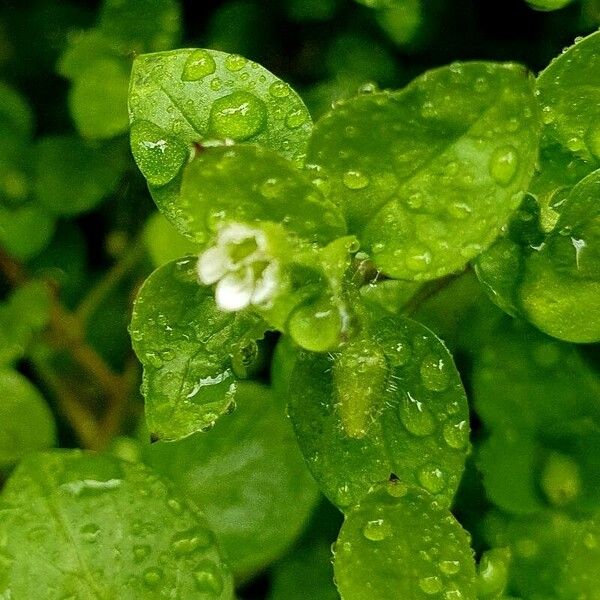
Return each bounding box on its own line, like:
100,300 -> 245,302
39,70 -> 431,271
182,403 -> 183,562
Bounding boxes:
133,544 -> 151,563
80,523 -> 100,543
208,91 -> 267,141
566,136 -> 584,152
419,576 -> 442,595
342,170 -> 369,190
193,560 -> 224,595
420,355 -> 450,392
209,77 -> 222,91
224,54 -> 247,71
439,559 -> 461,575
182,49 -> 216,81
489,146 -> 519,187
172,527 -> 212,556
443,421 -> 468,449
143,567 -> 163,589
399,392 -> 435,437
418,465 -> 447,494
405,249 -> 432,272
362,518 -> 392,542
285,107 -> 309,129
269,81 -> 290,98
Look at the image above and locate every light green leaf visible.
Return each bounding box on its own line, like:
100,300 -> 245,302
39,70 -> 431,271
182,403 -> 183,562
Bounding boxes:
70,57 -> 130,139
143,382 -> 319,581
0,450 -> 234,598
0,204 -> 55,260
34,135 -> 127,215
57,30 -> 122,80
307,61 -> 540,280
525,0 -> 575,9
0,370 -> 56,468
175,144 -> 346,246
143,212 -> 201,268
476,170 -> 600,343
130,256 -> 268,441
334,484 -> 477,599
288,310 -> 469,510
98,0 -> 181,54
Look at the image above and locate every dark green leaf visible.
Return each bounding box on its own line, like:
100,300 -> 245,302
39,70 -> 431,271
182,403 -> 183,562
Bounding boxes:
288,310 -> 469,510
143,382 -> 319,581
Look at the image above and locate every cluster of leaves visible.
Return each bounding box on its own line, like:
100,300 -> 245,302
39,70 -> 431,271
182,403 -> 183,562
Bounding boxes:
0,0 -> 599,598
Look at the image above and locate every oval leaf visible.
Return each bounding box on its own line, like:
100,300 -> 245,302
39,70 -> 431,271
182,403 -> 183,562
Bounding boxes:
0,450 -> 233,599
130,256 -> 268,441
334,484 -> 477,600
288,311 -> 470,510
307,61 -> 540,280
177,144 -> 346,245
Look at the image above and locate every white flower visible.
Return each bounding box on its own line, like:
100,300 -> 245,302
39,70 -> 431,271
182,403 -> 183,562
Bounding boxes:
197,223 -> 280,312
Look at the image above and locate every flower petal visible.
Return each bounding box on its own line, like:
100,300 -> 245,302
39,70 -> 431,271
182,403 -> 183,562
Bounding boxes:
215,268 -> 254,311
197,246 -> 230,284
252,261 -> 279,306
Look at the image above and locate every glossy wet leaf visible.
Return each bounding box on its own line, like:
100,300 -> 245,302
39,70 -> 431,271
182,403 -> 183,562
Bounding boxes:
98,0 -> 181,54
537,31 -> 600,166
334,484 -> 477,600
288,310 -> 469,510
143,382 -> 319,581
0,370 -> 56,468
476,171 -> 600,343
128,49 -> 313,216
307,61 -> 540,280
34,135 -> 127,215
130,256 -> 268,441
0,450 -> 233,598
176,144 -> 346,245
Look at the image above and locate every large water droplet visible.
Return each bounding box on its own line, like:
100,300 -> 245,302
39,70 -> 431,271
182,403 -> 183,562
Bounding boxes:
489,146 -> 519,186
143,567 -> 163,589
418,464 -> 447,494
193,560 -> 224,595
399,392 -> 435,437
419,576 -> 443,595
443,421 -> 468,449
208,91 -> 267,141
342,170 -> 369,190
362,518 -> 392,542
420,355 -> 450,392
224,54 -> 247,71
182,50 -> 216,81
269,81 -> 290,98
130,120 -> 189,187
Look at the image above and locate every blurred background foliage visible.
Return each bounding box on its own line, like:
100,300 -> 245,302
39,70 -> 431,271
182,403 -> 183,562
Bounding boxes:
0,0 -> 599,598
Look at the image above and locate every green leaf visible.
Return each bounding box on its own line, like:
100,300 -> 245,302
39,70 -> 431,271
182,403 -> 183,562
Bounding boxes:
143,381 -> 319,581
288,310 -> 469,510
175,144 -> 346,246
0,203 -> 55,260
128,49 -> 313,211
334,484 -> 477,599
0,370 -> 56,468
525,0 -> 575,9
70,57 -> 130,139
476,171 -> 600,343
0,450 -> 234,598
143,212 -> 201,268
307,61 -> 540,280
537,31 -> 600,166
130,256 -> 268,441
34,135 -> 127,215
98,0 -> 181,54
57,30 -> 122,81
